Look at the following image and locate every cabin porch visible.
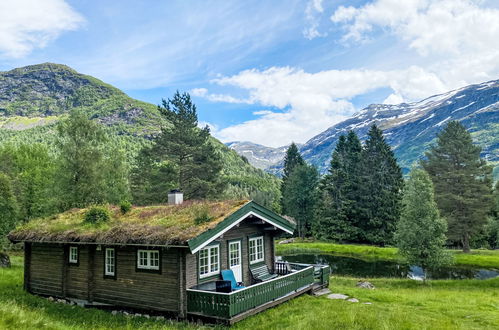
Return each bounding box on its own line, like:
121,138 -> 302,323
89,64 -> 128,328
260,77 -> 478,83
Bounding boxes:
186,262 -> 330,324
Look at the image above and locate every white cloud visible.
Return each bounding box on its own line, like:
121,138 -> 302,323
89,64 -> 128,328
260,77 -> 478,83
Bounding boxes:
303,0 -> 326,39
331,0 -> 499,57
201,65 -> 448,147
0,0 -> 84,58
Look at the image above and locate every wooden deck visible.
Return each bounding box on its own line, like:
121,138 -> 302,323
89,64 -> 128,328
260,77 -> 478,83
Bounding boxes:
186,263 -> 330,324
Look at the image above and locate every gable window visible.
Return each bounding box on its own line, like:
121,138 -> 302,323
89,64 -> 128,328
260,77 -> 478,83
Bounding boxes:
249,236 -> 264,264
69,246 -> 78,264
199,245 -> 219,278
137,249 -> 160,270
105,248 -> 115,276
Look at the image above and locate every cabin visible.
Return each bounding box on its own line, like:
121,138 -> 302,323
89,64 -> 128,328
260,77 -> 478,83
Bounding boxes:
8,193 -> 330,324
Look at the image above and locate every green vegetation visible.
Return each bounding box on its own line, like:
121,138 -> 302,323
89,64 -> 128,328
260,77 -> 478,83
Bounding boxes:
0,173 -> 18,249
84,206 -> 111,224
239,276 -> 499,330
0,64 -> 282,220
395,169 -> 451,273
132,91 -> 223,202
1,255 -> 498,329
422,121 -> 494,252
9,200 -> 248,244
275,241 -> 499,269
281,148 -> 318,238
0,255 -> 204,330
314,126 -> 403,245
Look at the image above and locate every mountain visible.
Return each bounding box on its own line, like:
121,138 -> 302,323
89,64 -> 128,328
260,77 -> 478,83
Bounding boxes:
227,80 -> 498,178
0,63 -> 282,208
226,141 -> 289,170
300,80 -> 498,176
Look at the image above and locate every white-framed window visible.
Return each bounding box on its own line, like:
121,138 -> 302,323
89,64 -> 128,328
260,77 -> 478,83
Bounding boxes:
69,246 -> 78,264
105,248 -> 115,276
137,250 -> 160,270
199,245 -> 219,278
249,236 -> 264,264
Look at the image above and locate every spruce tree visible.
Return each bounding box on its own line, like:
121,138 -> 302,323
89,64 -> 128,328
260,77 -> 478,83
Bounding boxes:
0,173 -> 18,249
422,121 -> 493,252
134,91 -> 223,201
314,135 -> 352,241
282,164 -> 318,238
313,131 -> 363,241
359,124 -> 404,245
395,169 -> 451,279
281,143 -> 305,214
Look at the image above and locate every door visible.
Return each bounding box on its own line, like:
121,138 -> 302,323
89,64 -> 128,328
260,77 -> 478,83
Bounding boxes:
228,240 -> 242,283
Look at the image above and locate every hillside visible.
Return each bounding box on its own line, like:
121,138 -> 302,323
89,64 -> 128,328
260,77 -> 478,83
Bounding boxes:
241,80 -> 498,177
0,63 -> 281,209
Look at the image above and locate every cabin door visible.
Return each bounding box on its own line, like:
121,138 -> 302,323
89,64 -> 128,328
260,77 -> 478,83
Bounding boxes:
229,240 -> 242,283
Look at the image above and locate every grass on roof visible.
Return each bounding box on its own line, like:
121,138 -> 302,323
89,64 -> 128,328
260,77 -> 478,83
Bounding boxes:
9,200 -> 248,245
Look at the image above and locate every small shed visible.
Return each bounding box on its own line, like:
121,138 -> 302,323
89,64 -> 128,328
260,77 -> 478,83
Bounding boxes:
9,199 -> 329,323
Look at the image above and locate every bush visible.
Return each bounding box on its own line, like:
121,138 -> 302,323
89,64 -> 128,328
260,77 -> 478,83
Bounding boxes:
194,205 -> 214,225
120,201 -> 132,214
84,206 -> 110,224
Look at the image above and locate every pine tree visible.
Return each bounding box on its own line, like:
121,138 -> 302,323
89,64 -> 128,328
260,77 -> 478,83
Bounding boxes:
359,124 -> 404,245
395,168 -> 451,279
281,143 -> 305,214
282,164 -> 318,238
0,173 -> 18,249
133,91 -> 223,201
422,121 -> 493,252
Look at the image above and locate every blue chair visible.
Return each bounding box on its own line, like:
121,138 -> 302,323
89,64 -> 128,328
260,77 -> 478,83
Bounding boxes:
221,269 -> 245,290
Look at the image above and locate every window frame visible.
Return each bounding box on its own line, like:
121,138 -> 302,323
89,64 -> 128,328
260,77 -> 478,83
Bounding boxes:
104,247 -> 116,279
68,246 -> 79,265
198,244 -> 220,279
249,236 -> 265,265
136,249 -> 161,273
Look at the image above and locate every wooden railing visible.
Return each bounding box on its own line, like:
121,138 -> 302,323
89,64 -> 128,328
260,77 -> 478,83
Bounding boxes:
187,265 -> 315,319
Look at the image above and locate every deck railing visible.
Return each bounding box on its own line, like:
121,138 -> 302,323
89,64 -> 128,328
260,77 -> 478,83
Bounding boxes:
187,265 -> 315,319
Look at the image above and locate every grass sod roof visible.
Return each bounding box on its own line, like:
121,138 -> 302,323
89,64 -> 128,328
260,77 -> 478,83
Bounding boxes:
8,200 -> 251,247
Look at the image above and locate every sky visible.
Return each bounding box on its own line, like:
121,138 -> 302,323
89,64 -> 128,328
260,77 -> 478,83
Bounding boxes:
1,0 -> 499,147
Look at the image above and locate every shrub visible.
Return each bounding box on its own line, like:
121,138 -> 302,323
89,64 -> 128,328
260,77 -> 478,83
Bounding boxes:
194,205 -> 214,225
120,201 -> 132,214
84,206 -> 110,224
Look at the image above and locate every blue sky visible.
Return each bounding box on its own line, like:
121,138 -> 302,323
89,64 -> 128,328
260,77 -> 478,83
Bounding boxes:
1,0 -> 499,147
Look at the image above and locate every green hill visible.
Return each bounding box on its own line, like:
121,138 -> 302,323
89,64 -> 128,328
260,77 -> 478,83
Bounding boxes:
0,63 -> 281,209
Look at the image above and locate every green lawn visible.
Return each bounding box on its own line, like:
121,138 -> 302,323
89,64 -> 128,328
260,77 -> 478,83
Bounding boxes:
1,254 -> 499,329
275,241 -> 499,269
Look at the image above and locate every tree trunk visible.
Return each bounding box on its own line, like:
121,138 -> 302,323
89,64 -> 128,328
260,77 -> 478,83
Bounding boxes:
462,233 -> 471,253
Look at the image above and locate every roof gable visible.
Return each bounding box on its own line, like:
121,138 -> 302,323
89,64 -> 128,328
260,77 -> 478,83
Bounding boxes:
188,201 -> 295,253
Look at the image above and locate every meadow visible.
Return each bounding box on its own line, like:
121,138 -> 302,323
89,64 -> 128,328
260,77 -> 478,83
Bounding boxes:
275,241 -> 499,269
1,252 -> 498,329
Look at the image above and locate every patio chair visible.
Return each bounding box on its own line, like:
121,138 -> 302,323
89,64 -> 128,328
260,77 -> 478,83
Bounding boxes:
221,269 -> 245,290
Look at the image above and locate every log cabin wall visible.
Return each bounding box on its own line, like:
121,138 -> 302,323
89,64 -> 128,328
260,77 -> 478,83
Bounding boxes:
29,243 -> 64,297
26,243 -> 184,313
93,246 -> 181,312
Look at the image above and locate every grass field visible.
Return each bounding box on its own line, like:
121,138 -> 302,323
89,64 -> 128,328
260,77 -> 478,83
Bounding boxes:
275,241 -> 499,269
1,254 -> 498,329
